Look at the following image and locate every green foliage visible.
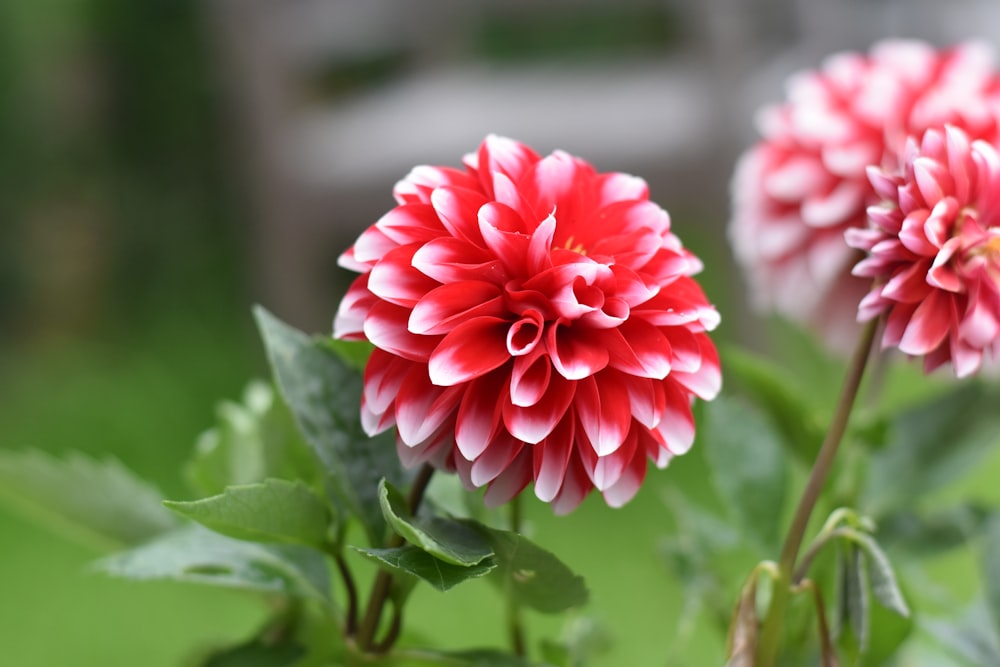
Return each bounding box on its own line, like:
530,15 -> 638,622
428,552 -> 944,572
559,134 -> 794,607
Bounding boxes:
164,478 -> 331,549
352,545 -> 496,592
185,381 -> 317,498
96,524 -> 332,605
0,449 -> 178,550
538,617 -> 612,667
877,504 -> 992,558
321,338 -> 374,375
983,514 -> 1000,637
923,599 -> 1000,666
722,346 -> 825,462
201,639 -> 306,667
411,649 -> 539,666
254,306 -> 409,546
703,396 -> 789,552
479,527 -> 589,615
863,382 -> 1000,513
837,543 -> 870,653
379,479 -> 493,567
846,531 -> 909,619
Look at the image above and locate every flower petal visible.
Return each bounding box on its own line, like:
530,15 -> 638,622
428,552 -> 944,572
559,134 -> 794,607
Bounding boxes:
574,374 -> 632,456
502,372 -> 576,444
409,281 -> 505,335
547,319 -> 610,380
395,365 -> 463,447
532,417 -> 574,502
428,316 -> 511,386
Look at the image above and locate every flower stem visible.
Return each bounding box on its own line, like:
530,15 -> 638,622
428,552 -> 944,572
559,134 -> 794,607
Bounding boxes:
507,495 -> 527,657
334,553 -> 359,635
755,318 -> 878,665
354,464 -> 435,653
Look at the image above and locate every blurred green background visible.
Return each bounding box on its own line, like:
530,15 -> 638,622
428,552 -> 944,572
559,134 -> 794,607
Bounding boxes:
4,1 -> 1000,665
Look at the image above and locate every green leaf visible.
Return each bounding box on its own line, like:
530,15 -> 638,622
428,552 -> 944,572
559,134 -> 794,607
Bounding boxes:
844,530 -> 910,618
201,639 -> 305,667
982,514 -> 1000,636
703,396 -> 789,551
164,478 -> 331,548
836,544 -> 870,654
864,382 -> 1000,513
722,346 -> 825,462
478,525 -> 588,614
0,449 -> 178,551
185,381 -> 317,497
96,524 -> 331,604
351,545 -> 495,592
379,479 -> 493,566
320,338 -> 374,374
254,306 -> 409,545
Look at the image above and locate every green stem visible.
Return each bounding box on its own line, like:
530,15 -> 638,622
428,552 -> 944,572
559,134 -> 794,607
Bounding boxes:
755,318 -> 878,665
355,464 -> 435,653
507,496 -> 527,657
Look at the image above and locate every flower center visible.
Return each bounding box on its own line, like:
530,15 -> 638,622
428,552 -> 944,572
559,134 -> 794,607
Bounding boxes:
562,235 -> 587,255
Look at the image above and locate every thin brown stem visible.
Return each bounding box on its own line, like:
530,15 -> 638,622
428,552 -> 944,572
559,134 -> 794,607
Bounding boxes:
335,554 -> 359,635
756,318 -> 879,665
373,599 -> 404,653
355,464 -> 435,653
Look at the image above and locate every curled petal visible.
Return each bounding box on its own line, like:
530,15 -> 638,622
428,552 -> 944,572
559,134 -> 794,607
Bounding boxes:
506,309 -> 545,356
509,347 -> 552,408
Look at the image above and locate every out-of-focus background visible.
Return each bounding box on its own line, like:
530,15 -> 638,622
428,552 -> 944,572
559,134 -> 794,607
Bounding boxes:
3,1 -> 1000,665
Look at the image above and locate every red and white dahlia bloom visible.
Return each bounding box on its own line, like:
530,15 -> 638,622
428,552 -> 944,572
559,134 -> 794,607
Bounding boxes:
848,125 -> 1000,377
731,40 -> 1000,348
334,135 -> 721,513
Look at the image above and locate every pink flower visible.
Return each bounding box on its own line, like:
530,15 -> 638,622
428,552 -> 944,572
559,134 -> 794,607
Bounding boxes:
334,135 -> 721,513
848,125 -> 1000,377
730,40 -> 1000,348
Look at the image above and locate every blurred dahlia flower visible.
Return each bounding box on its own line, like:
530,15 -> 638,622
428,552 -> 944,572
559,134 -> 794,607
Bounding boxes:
334,135 -> 720,513
848,125 -> 1000,377
730,40 -> 1000,348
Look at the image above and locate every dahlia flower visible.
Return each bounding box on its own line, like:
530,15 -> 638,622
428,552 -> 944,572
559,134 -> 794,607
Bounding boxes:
848,125 -> 1000,377
334,135 -> 721,513
730,40 -> 1000,348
